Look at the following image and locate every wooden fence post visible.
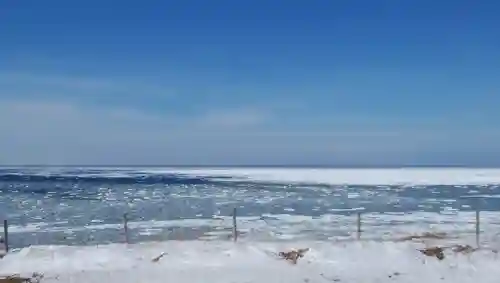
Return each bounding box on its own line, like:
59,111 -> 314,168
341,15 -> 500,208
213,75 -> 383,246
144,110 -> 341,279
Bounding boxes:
356,212 -> 361,240
232,207 -> 238,242
476,209 -> 480,248
3,219 -> 8,253
123,213 -> 129,244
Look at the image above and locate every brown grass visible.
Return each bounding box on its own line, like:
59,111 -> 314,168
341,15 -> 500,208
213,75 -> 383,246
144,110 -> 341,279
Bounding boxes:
418,244 -> 486,261
397,232 -> 448,242
451,245 -> 477,254
278,248 -> 310,264
151,252 -> 167,262
0,273 -> 43,283
418,247 -> 445,260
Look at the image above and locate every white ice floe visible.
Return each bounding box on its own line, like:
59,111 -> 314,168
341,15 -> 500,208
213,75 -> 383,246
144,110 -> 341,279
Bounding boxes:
10,167 -> 500,185
0,240 -> 499,283
144,167 -> 500,185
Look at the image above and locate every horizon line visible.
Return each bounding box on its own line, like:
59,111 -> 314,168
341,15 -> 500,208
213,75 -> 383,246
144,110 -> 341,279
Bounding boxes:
0,164 -> 499,169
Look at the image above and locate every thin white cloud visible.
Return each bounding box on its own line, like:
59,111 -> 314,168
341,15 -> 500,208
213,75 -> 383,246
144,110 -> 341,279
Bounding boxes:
0,100 -> 271,164
0,100 -> 498,166
0,73 -> 115,90
0,72 -> 174,98
197,108 -> 269,128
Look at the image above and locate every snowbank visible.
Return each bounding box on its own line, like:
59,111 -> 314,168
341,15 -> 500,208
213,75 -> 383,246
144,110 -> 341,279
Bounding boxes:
0,240 -> 498,283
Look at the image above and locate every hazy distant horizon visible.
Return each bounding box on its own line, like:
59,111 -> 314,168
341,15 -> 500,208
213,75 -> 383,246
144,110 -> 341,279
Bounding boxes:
1,164 -> 499,168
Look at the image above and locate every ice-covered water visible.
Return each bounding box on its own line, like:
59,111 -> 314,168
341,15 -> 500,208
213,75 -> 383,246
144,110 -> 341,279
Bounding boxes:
2,167 -> 500,248
2,167 -> 500,282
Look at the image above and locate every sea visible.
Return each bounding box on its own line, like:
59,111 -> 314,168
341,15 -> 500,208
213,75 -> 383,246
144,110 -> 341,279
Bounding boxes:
1,166 -> 500,282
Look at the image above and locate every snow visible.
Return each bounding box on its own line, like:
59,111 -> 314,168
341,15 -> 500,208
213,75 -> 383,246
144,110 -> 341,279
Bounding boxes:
0,240 -> 499,283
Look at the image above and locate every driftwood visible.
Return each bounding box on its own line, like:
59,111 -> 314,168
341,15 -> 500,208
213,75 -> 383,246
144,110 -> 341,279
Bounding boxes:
278,248 -> 310,264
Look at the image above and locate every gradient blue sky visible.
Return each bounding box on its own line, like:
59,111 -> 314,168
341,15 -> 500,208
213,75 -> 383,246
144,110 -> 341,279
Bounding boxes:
0,0 -> 499,166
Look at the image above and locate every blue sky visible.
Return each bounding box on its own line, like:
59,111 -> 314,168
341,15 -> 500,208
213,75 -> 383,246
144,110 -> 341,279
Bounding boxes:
0,0 -> 499,166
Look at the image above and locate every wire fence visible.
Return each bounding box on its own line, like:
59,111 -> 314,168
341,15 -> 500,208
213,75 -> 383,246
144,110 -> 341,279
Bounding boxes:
2,207 -> 492,256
